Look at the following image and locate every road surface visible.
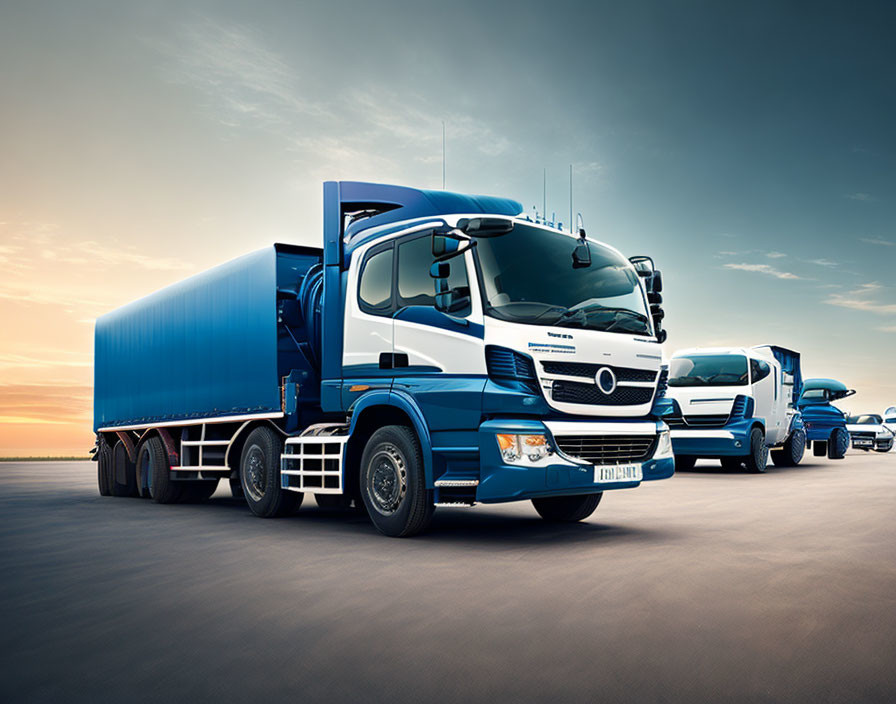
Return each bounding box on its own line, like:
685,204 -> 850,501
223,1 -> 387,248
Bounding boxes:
1,451 -> 894,703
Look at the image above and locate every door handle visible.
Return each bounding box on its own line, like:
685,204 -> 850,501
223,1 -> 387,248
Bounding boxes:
379,352 -> 409,369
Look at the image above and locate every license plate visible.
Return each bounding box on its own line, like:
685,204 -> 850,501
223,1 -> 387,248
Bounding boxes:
854,439 -> 872,446
595,464 -> 643,483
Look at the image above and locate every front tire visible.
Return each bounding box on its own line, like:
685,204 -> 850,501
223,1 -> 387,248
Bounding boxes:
360,425 -> 434,537
771,428 -> 806,467
239,426 -> 300,517
743,427 -> 769,473
532,493 -> 602,522
828,428 -> 848,460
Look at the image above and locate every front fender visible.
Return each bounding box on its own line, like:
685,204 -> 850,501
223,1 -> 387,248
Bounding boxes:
348,389 -> 435,487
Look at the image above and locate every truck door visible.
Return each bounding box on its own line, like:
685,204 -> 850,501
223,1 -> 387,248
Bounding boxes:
342,241 -> 396,406
750,358 -> 779,443
391,232 -> 487,444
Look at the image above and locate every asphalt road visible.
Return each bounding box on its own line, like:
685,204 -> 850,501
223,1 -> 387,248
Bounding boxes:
1,451 -> 894,703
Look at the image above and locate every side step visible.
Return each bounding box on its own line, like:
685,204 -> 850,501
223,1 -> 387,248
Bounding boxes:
281,425 -> 349,495
434,478 -> 479,506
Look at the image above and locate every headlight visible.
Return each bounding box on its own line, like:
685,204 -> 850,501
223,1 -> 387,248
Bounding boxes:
880,427 -> 894,439
655,429 -> 672,457
496,434 -> 553,464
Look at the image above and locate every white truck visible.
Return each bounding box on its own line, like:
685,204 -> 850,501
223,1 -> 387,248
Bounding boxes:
664,345 -> 805,472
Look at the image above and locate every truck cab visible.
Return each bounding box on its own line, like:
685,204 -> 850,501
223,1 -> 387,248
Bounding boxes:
322,183 -> 674,532
797,379 -> 853,460
665,345 -> 805,472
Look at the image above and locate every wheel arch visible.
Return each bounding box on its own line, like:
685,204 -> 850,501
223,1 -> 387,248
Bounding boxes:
348,390 -> 434,487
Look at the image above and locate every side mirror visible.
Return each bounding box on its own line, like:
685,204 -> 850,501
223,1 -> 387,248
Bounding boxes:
651,269 -> 663,294
435,291 -> 472,314
629,255 -> 655,277
649,304 -> 665,322
430,261 -> 450,279
647,291 -> 662,305
572,240 -> 592,268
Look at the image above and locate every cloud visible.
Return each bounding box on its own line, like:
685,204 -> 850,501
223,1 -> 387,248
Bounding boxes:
846,192 -> 875,201
766,251 -> 786,259
151,18 -> 516,180
878,325 -> 896,333
825,283 -> 896,315
807,258 -> 838,267
860,237 -> 894,247
723,263 -> 802,280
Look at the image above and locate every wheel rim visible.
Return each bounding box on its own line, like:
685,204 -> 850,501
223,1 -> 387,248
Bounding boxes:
244,445 -> 267,502
367,444 -> 407,516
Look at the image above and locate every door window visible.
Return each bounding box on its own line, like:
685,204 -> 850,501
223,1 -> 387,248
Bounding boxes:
750,359 -> 771,383
397,234 -> 471,314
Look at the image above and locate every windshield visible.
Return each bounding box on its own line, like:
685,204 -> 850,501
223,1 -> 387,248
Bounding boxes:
473,224 -> 651,335
846,415 -> 882,424
668,354 -> 749,387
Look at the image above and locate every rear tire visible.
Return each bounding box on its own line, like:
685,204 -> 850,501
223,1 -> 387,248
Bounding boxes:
97,440 -> 113,496
828,428 -> 848,460
744,427 -> 769,473
674,455 -> 697,471
139,436 -> 182,504
239,426 -> 300,517
532,493 -> 602,522
360,425 -> 434,537
111,441 -> 139,497
771,428 -> 806,467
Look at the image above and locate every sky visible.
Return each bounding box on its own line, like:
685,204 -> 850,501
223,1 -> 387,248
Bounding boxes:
1,0 -> 894,455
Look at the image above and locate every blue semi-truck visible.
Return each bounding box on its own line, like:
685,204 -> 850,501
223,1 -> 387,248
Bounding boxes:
94,181 -> 675,536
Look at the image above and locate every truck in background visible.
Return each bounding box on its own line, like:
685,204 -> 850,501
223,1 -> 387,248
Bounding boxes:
93,181 -> 675,537
664,345 -> 805,472
844,414 -> 895,453
797,379 -> 853,460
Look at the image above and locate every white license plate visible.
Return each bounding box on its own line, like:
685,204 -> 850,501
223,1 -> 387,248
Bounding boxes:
595,464 -> 643,483
854,439 -> 872,446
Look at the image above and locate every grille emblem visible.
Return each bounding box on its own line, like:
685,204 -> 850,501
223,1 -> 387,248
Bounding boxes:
595,367 -> 617,395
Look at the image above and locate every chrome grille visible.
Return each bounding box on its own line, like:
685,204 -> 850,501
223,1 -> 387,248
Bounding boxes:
554,434 -> 657,465
551,380 -> 654,406
541,361 -> 657,382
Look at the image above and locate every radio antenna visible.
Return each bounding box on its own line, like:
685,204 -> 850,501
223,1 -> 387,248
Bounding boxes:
441,121 -> 446,189
569,164 -> 573,234
542,168 -> 546,222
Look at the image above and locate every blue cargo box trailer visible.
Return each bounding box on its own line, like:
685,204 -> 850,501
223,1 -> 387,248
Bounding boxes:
94,180 -> 675,537
95,245 -> 323,432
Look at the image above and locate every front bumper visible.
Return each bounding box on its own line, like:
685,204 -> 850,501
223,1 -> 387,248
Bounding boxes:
670,418 -> 756,458
475,418 -> 674,503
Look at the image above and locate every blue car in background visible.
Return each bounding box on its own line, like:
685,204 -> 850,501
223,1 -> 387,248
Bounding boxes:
797,379 -> 854,460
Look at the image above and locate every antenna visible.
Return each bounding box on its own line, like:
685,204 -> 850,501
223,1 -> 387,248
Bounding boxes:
542,168 -> 546,222
569,164 -> 573,234
441,121 -> 446,189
